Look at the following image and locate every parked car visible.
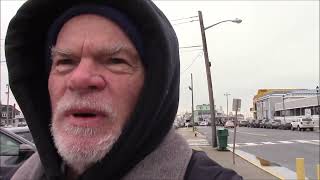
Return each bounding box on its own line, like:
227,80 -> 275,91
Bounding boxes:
255,119 -> 263,128
248,119 -> 258,128
271,120 -> 281,129
224,121 -> 235,128
291,118 -> 315,131
264,120 -> 273,129
239,120 -> 249,127
5,126 -> 34,143
260,119 -> 269,128
0,127 -> 36,179
199,121 -> 209,126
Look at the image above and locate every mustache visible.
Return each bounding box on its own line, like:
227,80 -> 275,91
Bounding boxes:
53,92 -> 115,122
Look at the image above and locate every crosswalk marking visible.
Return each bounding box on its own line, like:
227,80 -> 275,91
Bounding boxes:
187,139 -> 210,146
294,140 -> 319,145
228,144 -> 240,148
278,141 -> 294,144
261,142 -> 277,145
227,139 -> 319,148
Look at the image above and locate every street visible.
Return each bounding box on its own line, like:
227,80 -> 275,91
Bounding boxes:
197,126 -> 320,180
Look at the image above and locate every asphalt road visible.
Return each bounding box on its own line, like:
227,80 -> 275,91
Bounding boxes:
197,126 -> 320,180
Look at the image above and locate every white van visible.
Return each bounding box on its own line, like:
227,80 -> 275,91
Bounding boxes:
290,117 -> 315,131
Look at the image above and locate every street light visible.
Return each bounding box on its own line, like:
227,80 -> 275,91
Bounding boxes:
189,73 -> 195,131
316,86 -> 320,123
224,93 -> 231,123
282,95 -> 286,128
198,11 -> 242,147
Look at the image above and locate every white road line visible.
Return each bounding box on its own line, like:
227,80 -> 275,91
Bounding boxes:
278,141 -> 294,144
226,139 -> 319,148
243,143 -> 260,146
228,131 -> 268,137
228,144 -> 240,147
187,139 -> 210,146
294,140 -> 319,145
260,142 -> 277,145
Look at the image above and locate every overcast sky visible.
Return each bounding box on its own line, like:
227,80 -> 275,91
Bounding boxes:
1,1 -> 319,117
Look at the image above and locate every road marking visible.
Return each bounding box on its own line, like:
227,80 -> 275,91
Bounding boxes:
243,143 -> 260,146
278,141 -> 294,144
261,142 -> 277,145
294,140 -> 319,145
228,144 -> 240,147
227,139 -> 320,147
228,131 -> 268,137
187,139 -> 210,146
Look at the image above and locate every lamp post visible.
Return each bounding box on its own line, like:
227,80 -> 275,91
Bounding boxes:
198,11 -> 241,147
6,84 -> 10,125
282,95 -> 286,128
316,86 -> 320,123
189,74 -> 195,131
224,93 -> 231,123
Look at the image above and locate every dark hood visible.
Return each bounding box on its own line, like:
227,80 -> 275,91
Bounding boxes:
5,0 -> 180,179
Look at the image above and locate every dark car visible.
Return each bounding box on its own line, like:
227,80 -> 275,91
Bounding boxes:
271,120 -> 281,129
5,127 -> 34,143
239,120 -> 249,127
264,120 -> 273,129
0,127 -> 36,179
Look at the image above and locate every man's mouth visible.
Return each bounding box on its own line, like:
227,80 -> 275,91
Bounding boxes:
73,112 -> 97,118
64,109 -> 107,127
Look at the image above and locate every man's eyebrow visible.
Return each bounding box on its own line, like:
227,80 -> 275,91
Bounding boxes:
98,44 -> 140,60
51,46 -> 78,59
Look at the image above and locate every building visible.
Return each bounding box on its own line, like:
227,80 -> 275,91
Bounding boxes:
0,104 -> 22,126
274,95 -> 319,127
252,89 -> 318,122
194,104 -> 212,124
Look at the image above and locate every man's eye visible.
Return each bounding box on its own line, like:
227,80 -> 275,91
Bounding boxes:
110,58 -> 127,65
53,59 -> 76,73
56,59 -> 74,65
105,57 -> 135,74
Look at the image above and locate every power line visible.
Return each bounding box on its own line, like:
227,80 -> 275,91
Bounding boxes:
179,45 -> 202,49
171,16 -> 198,22
173,19 -> 198,26
180,52 -> 203,75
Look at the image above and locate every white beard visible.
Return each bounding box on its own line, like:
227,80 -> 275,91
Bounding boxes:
50,92 -> 121,175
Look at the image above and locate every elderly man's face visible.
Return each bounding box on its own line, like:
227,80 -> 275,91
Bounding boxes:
48,14 -> 144,174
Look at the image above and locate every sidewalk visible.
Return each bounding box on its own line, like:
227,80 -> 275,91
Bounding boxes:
176,127 -> 279,180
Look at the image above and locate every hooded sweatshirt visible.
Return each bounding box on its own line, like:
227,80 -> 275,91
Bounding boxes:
5,0 -> 242,180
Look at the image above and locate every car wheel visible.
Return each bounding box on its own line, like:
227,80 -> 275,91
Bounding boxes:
310,128 -> 314,131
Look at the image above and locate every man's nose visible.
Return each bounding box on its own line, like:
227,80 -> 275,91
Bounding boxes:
68,58 -> 106,92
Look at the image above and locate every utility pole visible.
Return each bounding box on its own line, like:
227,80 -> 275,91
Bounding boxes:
198,11 -> 217,147
315,86 -> 319,123
189,73 -> 195,131
282,95 -> 286,125
224,93 -> 231,123
6,84 -> 10,125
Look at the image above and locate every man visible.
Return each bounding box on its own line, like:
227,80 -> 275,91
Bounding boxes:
5,0 -> 242,180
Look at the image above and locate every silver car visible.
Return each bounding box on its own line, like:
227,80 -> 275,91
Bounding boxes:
0,127 -> 35,179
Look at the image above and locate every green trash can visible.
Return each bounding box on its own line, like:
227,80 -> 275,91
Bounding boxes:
217,128 -> 229,151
